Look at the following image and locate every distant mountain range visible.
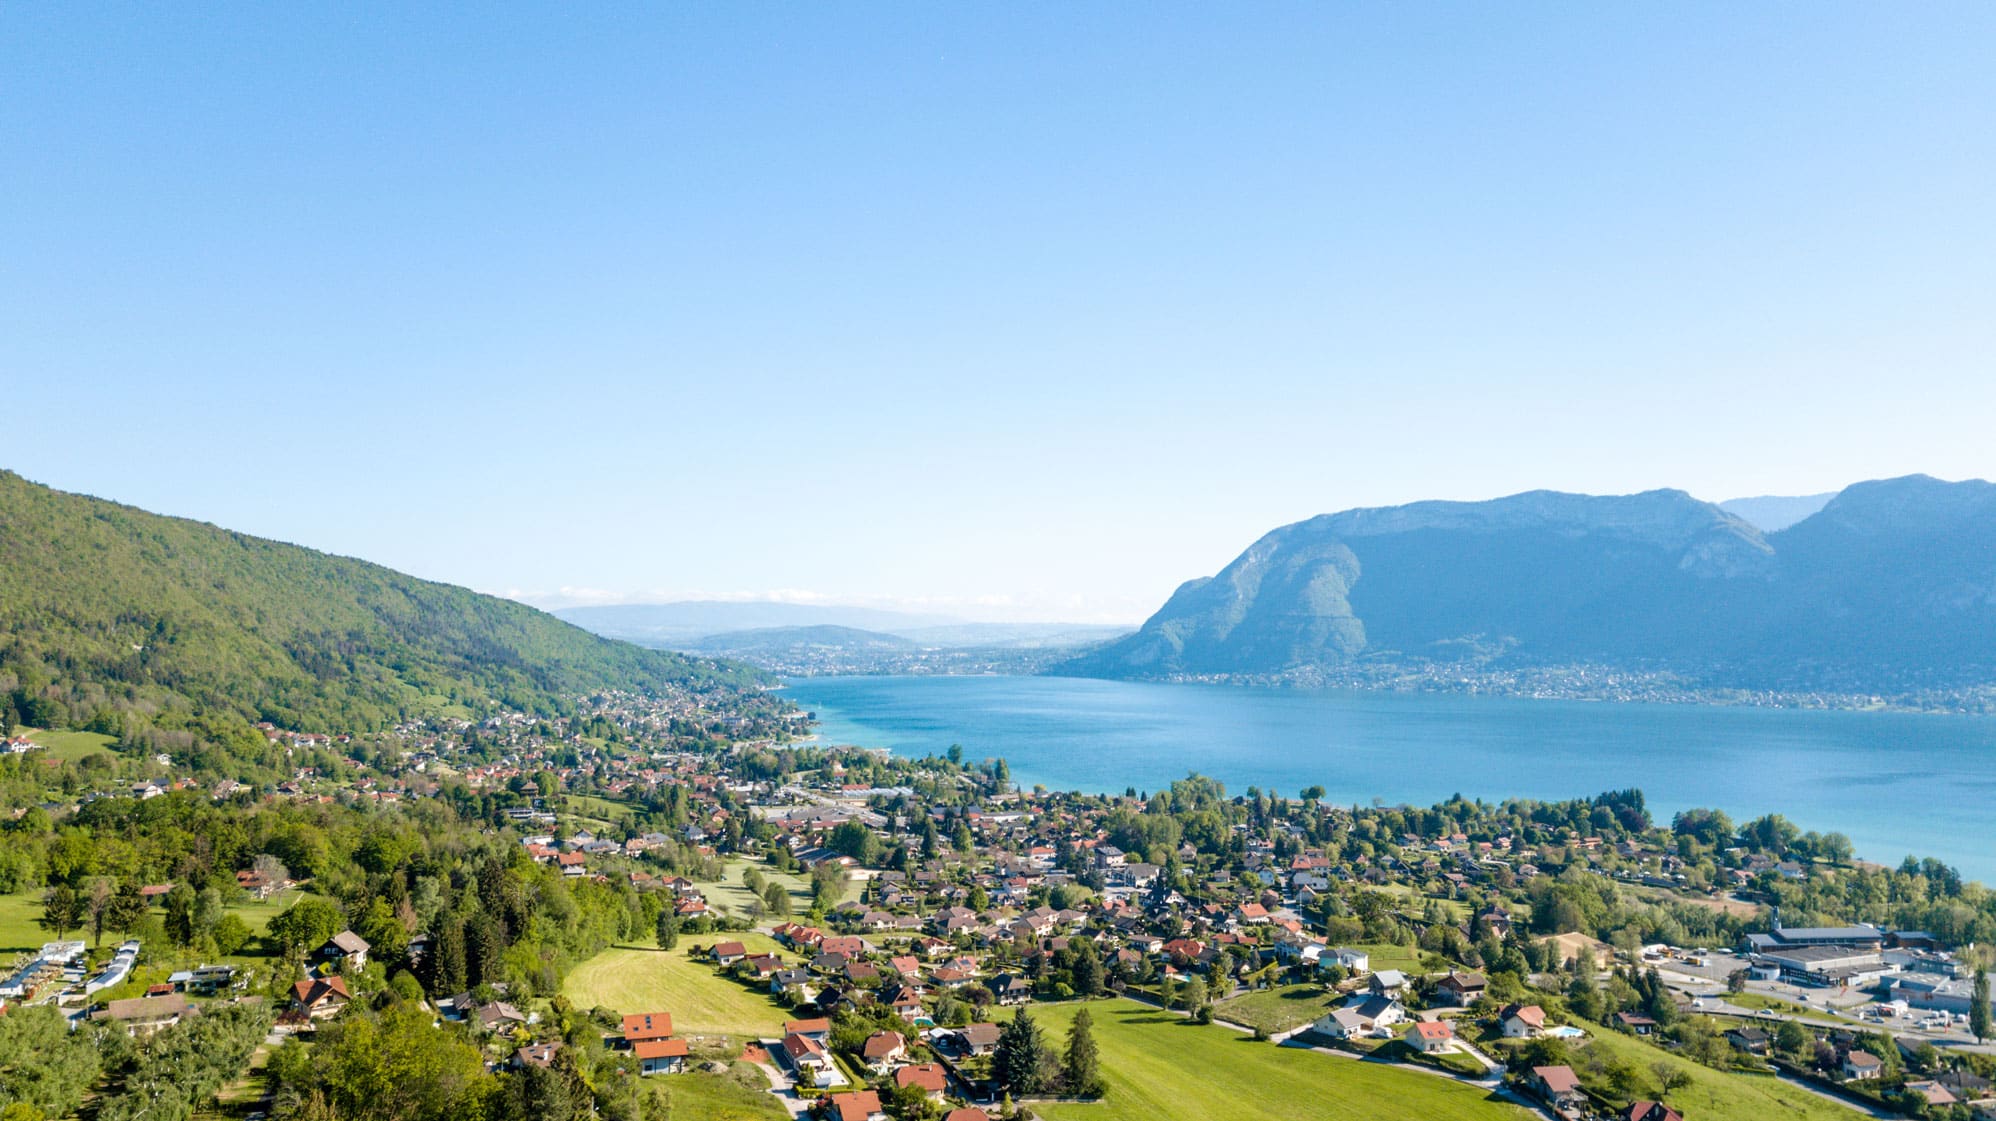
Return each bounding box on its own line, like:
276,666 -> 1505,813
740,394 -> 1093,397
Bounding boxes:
1718,492 -> 1836,532
0,471 -> 757,734
558,602 -> 1128,652
1060,475 -> 1996,692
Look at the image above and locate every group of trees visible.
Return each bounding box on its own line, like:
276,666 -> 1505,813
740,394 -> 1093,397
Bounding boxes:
993,1008 -> 1103,1099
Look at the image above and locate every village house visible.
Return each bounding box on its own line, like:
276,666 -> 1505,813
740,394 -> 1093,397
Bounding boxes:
92,992 -> 193,1036
291,975 -> 352,1021
1842,1050 -> 1883,1080
318,930 -> 370,971
635,1037 -> 690,1075
1405,1019 -> 1455,1054
1434,970 -> 1486,1007
1500,1003 -> 1547,1039
1530,1065 -> 1587,1112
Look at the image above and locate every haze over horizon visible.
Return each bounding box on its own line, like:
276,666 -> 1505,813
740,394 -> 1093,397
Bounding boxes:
6,5 -> 1992,623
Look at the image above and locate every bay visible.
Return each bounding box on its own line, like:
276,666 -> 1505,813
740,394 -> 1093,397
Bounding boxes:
780,674 -> 1996,883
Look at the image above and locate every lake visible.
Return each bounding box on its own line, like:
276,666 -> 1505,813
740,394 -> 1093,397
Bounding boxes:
781,674 -> 1996,883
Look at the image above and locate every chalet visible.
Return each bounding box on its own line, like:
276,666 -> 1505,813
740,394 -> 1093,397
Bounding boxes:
1501,1003 -> 1547,1039
1725,1026 -> 1771,1055
1530,1065 -> 1586,1112
1612,1011 -> 1658,1036
291,976 -> 352,1020
1405,1019 -> 1454,1053
635,1037 -> 689,1075
1434,970 -> 1486,1007
712,941 -> 748,966
318,930 -> 370,970
992,975 -> 1033,1006
1625,1104 -> 1684,1121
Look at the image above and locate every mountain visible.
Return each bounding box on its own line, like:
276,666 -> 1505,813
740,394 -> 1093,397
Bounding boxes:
1061,476 -> 1996,691
0,470 -> 760,735
689,625 -> 920,658
1719,492 -> 1836,532
556,601 -> 961,646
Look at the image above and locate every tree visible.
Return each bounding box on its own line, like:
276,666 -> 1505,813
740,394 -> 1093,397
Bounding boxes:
1179,975 -> 1208,1014
212,912 -> 252,956
763,882 -> 791,917
37,886 -> 81,939
995,1008 -> 1050,1096
1972,969 -> 1990,1044
1726,968 -> 1748,995
102,881 -> 147,938
656,912 -> 680,951
1063,1007 -> 1104,1097
1071,941 -> 1105,998
267,897 -> 343,959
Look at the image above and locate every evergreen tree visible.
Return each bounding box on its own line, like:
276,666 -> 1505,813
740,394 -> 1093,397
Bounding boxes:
1063,1007 -> 1104,1097
37,885 -> 81,939
1071,940 -> 1104,998
1973,969 -> 1990,1044
656,911 -> 680,951
994,1008 -> 1049,1095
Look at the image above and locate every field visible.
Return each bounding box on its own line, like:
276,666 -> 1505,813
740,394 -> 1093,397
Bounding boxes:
649,1063 -> 787,1121
1722,993 -> 1859,1022
1213,983 -> 1341,1033
1552,1019 -> 1854,1121
1030,1000 -> 1531,1121
0,887 -> 320,957
0,892 -> 47,955
564,934 -> 793,1041
706,859 -> 818,919
23,727 -> 118,762
1347,942 -> 1435,974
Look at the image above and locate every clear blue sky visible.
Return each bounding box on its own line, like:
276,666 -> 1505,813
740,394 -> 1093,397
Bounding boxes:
4,5 -> 1992,622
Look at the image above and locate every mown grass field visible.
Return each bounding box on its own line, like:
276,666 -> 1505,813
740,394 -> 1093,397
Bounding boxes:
1031,1000 -> 1531,1121
1543,1019 -> 1853,1121
0,887 -> 321,958
564,934 -> 794,1040
648,1063 -> 788,1121
1347,942 -> 1435,974
1213,983 -> 1341,1033
23,727 -> 118,761
706,859 -> 817,919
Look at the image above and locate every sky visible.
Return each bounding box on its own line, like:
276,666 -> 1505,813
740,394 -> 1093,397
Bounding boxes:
4,5 -> 1993,623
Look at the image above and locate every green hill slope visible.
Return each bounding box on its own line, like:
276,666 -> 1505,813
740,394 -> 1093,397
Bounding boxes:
0,470 -> 760,735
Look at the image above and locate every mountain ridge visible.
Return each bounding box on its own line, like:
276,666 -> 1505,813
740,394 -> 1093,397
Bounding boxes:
0,470 -> 759,736
1060,475 -> 1996,691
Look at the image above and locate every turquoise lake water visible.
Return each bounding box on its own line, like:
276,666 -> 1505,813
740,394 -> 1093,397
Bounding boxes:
781,674 -> 1996,883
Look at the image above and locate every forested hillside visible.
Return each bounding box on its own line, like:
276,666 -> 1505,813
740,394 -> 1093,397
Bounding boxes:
0,470 -> 761,741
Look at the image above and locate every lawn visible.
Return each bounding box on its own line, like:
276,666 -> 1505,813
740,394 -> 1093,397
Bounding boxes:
23,727 -> 118,762
706,859 -> 817,919
1030,1000 -> 1531,1121
0,892 -> 48,955
564,935 -> 794,1040
1213,983 -> 1341,1033
1348,942 -> 1436,974
1561,1019 -> 1853,1121
648,1063 -> 787,1121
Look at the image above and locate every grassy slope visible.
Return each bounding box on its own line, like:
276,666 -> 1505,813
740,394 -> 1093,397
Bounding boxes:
651,1064 -> 789,1121
564,934 -> 794,1040
1566,1021 -> 1852,1121
1032,1000 -> 1530,1121
707,859 -> 817,919
22,728 -> 118,761
1213,983 -> 1342,1034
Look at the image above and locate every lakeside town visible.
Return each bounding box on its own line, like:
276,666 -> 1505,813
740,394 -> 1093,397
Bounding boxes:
3,685 -> 1992,1121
